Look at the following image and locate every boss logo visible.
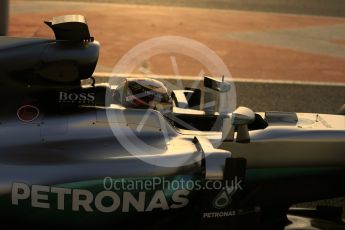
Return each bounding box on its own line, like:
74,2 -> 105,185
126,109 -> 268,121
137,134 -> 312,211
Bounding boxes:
59,92 -> 95,103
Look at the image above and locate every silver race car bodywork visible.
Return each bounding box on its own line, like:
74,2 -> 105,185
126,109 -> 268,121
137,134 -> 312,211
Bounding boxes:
0,15 -> 344,229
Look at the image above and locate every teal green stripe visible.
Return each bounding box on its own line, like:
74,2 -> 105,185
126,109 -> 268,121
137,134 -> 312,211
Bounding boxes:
246,167 -> 345,182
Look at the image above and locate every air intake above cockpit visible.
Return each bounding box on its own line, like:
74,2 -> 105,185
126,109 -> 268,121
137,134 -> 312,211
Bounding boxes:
44,15 -> 94,42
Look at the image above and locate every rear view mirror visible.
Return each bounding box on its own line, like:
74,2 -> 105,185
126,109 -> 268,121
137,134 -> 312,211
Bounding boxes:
232,107 -> 255,143
222,107 -> 255,143
232,107 -> 255,125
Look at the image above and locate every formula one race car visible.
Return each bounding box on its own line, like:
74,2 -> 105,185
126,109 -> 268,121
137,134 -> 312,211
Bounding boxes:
0,15 -> 344,229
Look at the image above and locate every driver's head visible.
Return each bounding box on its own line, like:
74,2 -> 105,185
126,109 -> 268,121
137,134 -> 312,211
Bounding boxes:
124,78 -> 172,110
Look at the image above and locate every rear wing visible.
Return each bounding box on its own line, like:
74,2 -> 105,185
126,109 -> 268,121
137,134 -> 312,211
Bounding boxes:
45,15 -> 94,42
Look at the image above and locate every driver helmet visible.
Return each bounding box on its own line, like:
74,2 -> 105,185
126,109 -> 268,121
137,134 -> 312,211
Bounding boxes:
124,78 -> 172,110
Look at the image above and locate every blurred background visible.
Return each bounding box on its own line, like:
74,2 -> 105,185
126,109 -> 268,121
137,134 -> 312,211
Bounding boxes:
3,0 -> 345,114
3,0 -> 345,82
